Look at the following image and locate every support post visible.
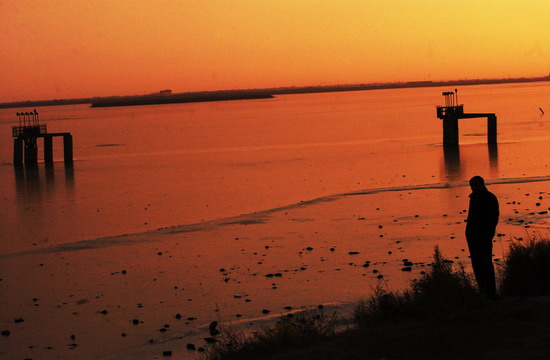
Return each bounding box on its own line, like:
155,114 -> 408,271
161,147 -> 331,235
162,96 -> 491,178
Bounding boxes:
487,115 -> 497,144
13,138 -> 23,165
44,135 -> 53,163
63,134 -> 73,163
24,139 -> 38,164
443,117 -> 459,146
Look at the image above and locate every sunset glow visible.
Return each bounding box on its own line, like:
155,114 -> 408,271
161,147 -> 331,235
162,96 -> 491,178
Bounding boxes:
1,0 -> 549,101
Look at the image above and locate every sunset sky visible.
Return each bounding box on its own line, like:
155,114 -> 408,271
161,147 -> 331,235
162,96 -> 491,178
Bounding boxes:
1,0 -> 549,102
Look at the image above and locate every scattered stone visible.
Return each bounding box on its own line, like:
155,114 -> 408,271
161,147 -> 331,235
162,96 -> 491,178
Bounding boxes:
132,319 -> 140,325
204,337 -> 217,344
99,310 -> 108,315
175,313 -> 182,320
186,343 -> 196,350
403,261 -> 413,266
348,251 -> 360,255
198,347 -> 205,352
1,330 -> 10,336
306,247 -> 314,251
162,350 -> 172,357
317,304 -> 324,309
283,306 -> 292,310
209,321 -> 218,330
262,309 -> 270,314
401,267 -> 412,272
14,318 -> 24,323
376,274 -> 384,279
329,247 -> 335,252
210,329 -> 220,336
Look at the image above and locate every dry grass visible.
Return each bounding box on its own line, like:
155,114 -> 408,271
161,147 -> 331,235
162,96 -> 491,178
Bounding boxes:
499,235 -> 550,296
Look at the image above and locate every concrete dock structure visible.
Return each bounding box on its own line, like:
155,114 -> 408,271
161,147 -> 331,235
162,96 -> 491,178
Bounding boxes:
436,90 -> 497,146
12,110 -> 73,165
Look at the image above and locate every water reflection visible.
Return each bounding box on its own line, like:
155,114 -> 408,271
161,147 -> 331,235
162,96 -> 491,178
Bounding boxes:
488,142 -> 499,178
442,143 -> 499,181
443,145 -> 461,180
14,162 -> 75,204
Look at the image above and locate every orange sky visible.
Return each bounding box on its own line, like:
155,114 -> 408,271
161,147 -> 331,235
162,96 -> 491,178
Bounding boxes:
1,0 -> 549,102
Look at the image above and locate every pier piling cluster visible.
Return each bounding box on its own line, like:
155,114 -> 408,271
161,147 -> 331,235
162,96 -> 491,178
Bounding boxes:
12,110 -> 73,165
436,89 -> 497,146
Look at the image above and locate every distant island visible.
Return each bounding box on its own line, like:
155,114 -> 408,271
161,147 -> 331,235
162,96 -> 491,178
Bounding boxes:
1,74 -> 549,109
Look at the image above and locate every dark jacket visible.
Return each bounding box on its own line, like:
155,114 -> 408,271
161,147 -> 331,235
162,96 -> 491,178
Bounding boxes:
466,188 -> 499,232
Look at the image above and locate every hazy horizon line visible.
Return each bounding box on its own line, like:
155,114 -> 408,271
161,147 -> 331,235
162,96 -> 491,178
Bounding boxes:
2,73 -> 549,107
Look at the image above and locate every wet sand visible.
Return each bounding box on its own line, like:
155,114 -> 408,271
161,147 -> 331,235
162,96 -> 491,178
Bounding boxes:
1,178 -> 548,359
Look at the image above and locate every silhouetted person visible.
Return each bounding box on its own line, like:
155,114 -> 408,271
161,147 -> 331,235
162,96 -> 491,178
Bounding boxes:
466,176 -> 499,299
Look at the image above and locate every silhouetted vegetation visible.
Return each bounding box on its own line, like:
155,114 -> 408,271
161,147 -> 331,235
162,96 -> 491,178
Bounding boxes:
354,246 -> 485,327
499,236 -> 550,296
206,307 -> 338,360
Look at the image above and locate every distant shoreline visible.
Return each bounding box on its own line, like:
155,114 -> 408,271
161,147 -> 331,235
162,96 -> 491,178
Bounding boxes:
1,75 -> 549,109
90,92 -> 274,108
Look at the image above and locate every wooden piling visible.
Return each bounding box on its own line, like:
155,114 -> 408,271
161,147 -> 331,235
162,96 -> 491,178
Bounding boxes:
443,118 -> 459,146
487,115 -> 497,144
44,135 -> 53,163
13,138 -> 23,165
24,141 -> 38,164
63,134 -> 73,163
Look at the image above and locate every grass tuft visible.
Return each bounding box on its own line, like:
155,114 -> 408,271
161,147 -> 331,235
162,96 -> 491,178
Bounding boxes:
206,307 -> 338,360
499,235 -> 550,296
355,245 -> 483,327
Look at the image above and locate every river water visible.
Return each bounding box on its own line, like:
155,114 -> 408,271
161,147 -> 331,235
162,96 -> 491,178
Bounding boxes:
1,82 -> 548,254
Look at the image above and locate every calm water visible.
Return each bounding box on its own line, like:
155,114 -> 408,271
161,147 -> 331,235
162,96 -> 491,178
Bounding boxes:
1,82 -> 549,254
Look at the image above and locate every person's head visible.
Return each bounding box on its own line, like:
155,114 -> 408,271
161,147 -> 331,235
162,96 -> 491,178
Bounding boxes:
469,176 -> 486,193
